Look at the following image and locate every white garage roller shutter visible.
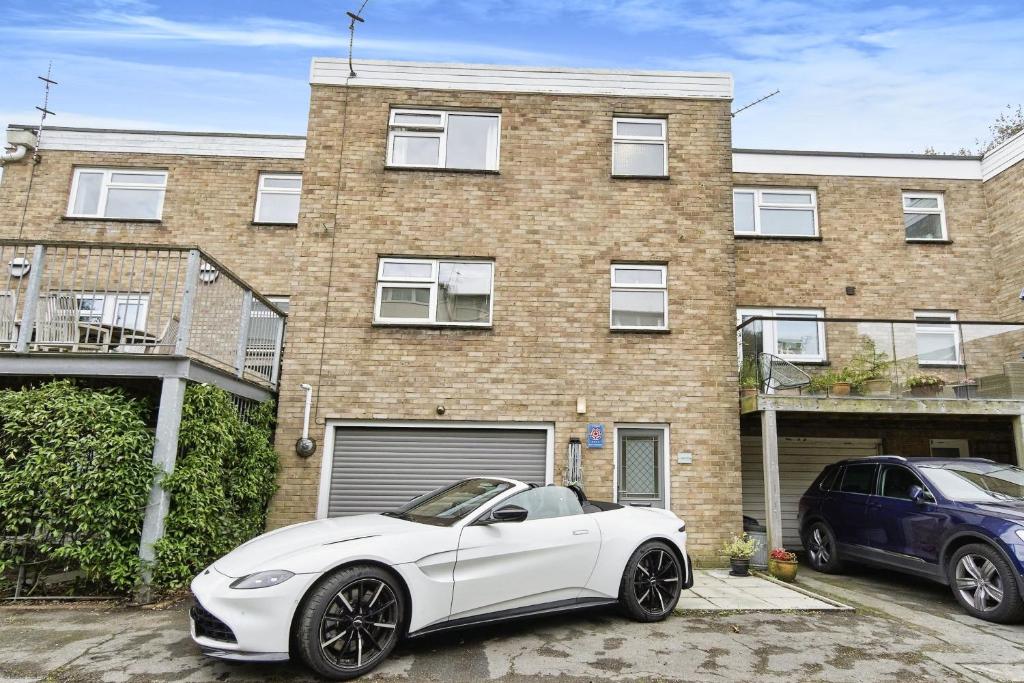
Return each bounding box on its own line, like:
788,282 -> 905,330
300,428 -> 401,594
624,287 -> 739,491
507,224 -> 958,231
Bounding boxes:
741,436 -> 881,548
328,427 -> 549,517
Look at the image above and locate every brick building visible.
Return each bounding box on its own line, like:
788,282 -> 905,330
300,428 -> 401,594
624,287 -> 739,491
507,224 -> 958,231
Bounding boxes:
1,59 -> 1023,562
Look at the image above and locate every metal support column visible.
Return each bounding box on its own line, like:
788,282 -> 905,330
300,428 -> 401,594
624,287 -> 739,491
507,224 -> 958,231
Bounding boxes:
234,289 -> 253,377
761,409 -> 784,551
15,244 -> 45,353
1013,415 -> 1024,469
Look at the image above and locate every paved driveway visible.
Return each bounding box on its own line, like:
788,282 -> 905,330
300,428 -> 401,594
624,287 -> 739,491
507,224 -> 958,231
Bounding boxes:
3,570 -> 1011,683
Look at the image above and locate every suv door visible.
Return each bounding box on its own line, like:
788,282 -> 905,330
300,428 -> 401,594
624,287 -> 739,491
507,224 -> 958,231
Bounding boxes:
864,464 -> 943,567
451,486 -> 601,619
825,464 -> 877,547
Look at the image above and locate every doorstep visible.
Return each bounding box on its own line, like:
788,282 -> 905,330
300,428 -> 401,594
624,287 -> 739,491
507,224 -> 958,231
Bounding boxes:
676,569 -> 852,612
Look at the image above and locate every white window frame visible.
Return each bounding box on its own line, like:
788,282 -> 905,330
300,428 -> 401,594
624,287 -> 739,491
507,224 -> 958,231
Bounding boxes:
733,187 -> 819,237
609,264 -> 668,331
66,168 -> 168,220
386,109 -> 501,171
914,310 -> 961,366
929,438 -> 969,458
75,293 -> 150,330
736,307 -> 827,363
374,257 -> 494,327
903,191 -> 947,242
254,173 -> 302,224
611,117 -> 668,177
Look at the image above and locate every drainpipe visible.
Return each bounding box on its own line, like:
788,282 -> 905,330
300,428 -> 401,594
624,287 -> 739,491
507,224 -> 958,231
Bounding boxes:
1,129 -> 38,166
0,144 -> 28,164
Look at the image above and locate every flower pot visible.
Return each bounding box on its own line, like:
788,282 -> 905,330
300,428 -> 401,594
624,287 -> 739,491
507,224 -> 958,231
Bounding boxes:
829,382 -> 851,397
740,388 -> 758,399
768,558 -> 799,583
910,384 -> 943,398
952,383 -> 977,399
863,378 -> 892,396
729,557 -> 751,577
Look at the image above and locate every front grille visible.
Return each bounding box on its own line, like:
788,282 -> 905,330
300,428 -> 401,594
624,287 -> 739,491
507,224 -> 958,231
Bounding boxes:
191,602 -> 237,643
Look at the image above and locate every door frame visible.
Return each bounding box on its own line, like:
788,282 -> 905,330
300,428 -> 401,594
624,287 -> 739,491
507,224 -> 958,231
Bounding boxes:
612,423 -> 671,509
929,438 -> 969,458
316,420 -> 555,519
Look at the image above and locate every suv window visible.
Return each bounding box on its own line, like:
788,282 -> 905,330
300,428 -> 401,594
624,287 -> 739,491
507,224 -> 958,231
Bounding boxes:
819,466 -> 840,491
838,464 -> 876,495
879,465 -> 926,500
501,486 -> 584,521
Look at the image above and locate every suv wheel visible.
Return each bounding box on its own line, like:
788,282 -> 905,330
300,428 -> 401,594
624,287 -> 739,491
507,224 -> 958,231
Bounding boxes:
948,543 -> 1024,624
804,521 -> 843,574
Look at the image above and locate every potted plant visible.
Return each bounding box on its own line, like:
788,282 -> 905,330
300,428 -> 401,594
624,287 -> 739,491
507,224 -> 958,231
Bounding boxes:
907,374 -> 945,397
849,336 -> 894,396
739,357 -> 759,398
952,378 -> 977,399
768,548 -> 799,582
807,369 -> 853,397
722,532 -> 759,577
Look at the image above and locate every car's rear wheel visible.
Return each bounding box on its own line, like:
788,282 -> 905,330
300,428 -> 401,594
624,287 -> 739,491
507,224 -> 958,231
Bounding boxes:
804,521 -> 844,574
619,541 -> 682,622
948,543 -> 1024,624
295,564 -> 405,681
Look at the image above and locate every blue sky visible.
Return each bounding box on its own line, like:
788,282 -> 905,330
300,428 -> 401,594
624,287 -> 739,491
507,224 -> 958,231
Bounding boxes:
2,0 -> 1022,153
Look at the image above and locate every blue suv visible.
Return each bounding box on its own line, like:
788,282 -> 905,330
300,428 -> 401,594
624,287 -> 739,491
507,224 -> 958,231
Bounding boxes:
798,456 -> 1024,623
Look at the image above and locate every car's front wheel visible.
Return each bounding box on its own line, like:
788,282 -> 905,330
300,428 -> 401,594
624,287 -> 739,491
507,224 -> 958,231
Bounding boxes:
804,521 -> 844,574
295,564 -> 405,681
619,541 -> 682,622
948,543 -> 1024,624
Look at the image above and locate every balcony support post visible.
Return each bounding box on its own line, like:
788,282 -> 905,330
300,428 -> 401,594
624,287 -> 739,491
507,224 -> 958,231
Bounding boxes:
235,289 -> 253,378
761,408 -> 784,551
174,250 -> 201,356
15,244 -> 46,353
136,375 -> 187,604
1013,415 -> 1024,469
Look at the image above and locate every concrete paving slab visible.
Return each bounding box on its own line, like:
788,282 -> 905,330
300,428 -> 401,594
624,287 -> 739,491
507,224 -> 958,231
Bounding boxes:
678,569 -> 847,611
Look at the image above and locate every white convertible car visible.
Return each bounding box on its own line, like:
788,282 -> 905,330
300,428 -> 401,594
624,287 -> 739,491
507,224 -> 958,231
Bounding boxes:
190,477 -> 692,680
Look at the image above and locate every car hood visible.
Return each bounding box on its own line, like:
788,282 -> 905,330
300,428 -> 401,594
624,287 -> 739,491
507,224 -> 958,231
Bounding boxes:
214,514 -> 428,577
965,501 -> 1024,523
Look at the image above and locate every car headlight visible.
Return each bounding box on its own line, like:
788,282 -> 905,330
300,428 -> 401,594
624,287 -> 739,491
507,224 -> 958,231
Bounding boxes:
229,570 -> 295,590
1016,529 -> 1024,544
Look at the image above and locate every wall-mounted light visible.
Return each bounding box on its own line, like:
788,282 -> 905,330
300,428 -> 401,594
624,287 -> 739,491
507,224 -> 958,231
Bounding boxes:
199,262 -> 220,284
8,257 -> 31,278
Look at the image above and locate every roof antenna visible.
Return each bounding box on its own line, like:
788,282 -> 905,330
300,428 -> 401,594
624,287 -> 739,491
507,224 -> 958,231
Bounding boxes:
34,62 -> 58,161
732,89 -> 780,117
347,0 -> 371,78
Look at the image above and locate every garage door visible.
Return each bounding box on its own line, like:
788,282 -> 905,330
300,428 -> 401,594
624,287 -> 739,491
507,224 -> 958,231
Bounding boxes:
741,436 -> 881,548
326,427 -> 549,517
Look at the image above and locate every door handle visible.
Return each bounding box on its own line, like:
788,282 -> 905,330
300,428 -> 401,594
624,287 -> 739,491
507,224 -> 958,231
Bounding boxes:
572,529 -> 590,535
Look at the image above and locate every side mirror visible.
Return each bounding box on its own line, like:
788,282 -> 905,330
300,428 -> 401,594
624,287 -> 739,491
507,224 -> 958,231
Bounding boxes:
909,485 -> 933,504
490,504 -> 529,523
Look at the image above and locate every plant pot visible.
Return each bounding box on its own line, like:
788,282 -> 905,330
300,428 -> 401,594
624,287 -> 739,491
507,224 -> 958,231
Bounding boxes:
910,384 -> 943,398
863,378 -> 892,396
729,557 -> 751,577
739,388 -> 758,399
952,383 -> 977,399
768,558 -> 799,583
829,382 -> 851,397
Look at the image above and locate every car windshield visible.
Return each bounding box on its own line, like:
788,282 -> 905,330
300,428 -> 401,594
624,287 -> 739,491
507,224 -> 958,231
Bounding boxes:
919,464 -> 1024,503
382,479 -> 514,526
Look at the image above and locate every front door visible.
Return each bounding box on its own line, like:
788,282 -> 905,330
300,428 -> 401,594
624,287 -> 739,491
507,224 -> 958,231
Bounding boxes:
617,428 -> 666,508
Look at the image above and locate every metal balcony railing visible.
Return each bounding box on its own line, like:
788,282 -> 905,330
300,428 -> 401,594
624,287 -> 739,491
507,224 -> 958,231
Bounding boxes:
737,316 -> 1024,401
0,240 -> 286,388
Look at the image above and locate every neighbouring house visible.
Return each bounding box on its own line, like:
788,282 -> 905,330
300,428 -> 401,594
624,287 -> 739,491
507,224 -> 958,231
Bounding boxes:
1,59 -> 1023,565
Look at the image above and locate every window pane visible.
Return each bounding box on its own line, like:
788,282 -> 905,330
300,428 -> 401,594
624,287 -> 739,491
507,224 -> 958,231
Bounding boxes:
776,318 -> 820,356
880,466 -> 924,499
611,290 -> 665,327
392,135 -> 440,166
733,192 -> 755,232
615,121 -> 663,138
839,465 -> 875,494
257,192 -> 300,223
622,436 -> 660,495
904,196 -> 939,209
760,208 -> 815,236
382,261 -> 433,279
502,487 -> 583,520
110,172 -> 164,185
436,262 -> 492,323
613,267 -> 663,286
262,176 -> 301,190
762,192 -> 812,205
916,331 -> 957,362
393,112 -> 443,127
445,115 -> 498,170
613,142 -> 665,176
905,213 -> 944,239
104,188 -> 162,219
72,172 -> 103,215
379,287 -> 430,319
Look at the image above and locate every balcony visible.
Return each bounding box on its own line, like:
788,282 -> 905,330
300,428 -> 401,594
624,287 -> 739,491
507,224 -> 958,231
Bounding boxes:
0,240 -> 285,399
737,315 -> 1024,416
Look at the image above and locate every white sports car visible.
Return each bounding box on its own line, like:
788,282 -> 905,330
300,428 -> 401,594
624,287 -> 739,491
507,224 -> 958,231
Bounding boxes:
190,477 -> 692,680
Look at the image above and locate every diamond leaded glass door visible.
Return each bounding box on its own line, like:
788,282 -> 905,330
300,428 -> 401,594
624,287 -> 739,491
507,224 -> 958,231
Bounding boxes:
617,428 -> 665,508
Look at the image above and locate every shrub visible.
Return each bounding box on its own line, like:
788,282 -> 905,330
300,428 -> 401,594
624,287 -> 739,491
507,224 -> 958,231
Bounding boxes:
721,532 -> 759,559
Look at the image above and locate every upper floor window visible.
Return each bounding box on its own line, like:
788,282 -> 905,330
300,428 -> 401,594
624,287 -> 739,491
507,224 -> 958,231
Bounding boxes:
67,168 -> 167,220
255,173 -> 301,224
612,117 -> 667,177
610,264 -> 668,330
903,192 -> 947,241
375,258 -> 494,326
737,307 -> 826,363
914,310 -> 960,365
733,188 -> 818,237
387,109 -> 500,171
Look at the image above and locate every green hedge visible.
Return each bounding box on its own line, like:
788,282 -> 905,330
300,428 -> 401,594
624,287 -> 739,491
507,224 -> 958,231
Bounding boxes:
0,380 -> 278,594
